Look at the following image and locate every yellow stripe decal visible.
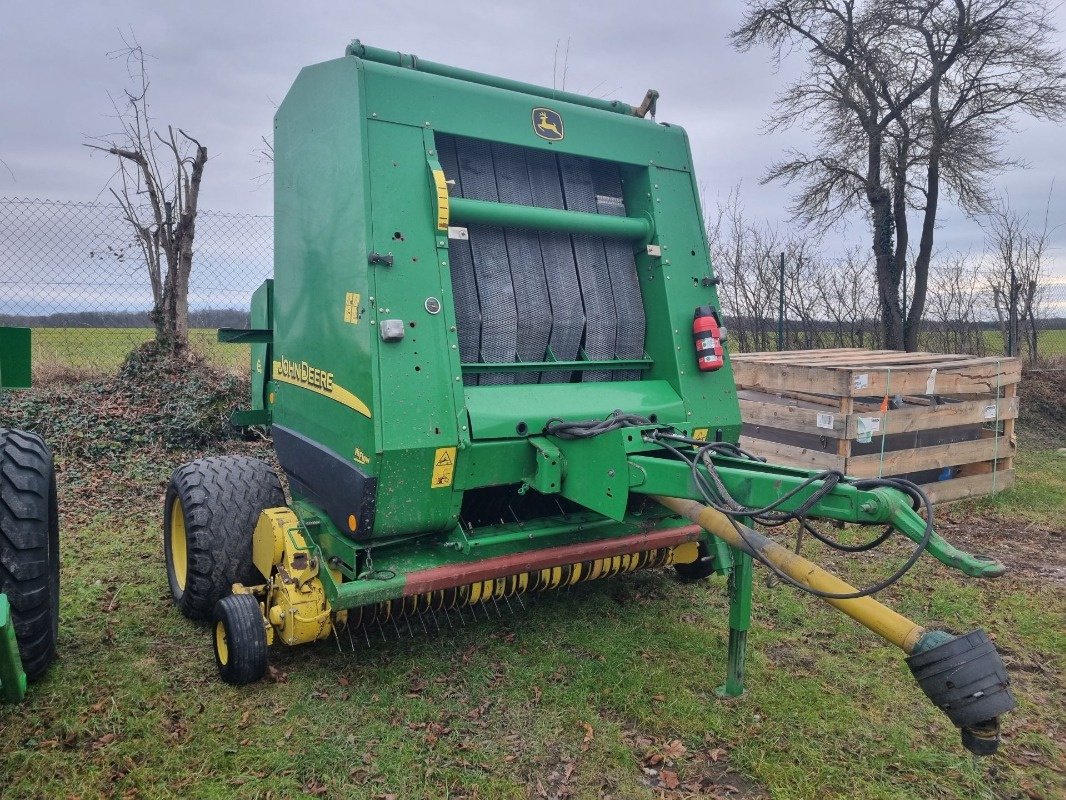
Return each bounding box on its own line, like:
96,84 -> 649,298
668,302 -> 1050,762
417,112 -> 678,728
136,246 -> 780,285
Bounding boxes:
432,168 -> 450,231
272,365 -> 372,418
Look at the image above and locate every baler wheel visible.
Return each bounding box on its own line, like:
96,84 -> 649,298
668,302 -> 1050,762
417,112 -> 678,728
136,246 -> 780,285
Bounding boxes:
164,457 -> 284,621
213,593 -> 267,685
0,428 -> 59,681
673,542 -> 716,582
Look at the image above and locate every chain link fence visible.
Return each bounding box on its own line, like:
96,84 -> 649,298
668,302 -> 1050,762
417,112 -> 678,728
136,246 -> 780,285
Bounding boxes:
0,197 -> 271,375
3,196 -> 1063,381
714,250 -> 1066,363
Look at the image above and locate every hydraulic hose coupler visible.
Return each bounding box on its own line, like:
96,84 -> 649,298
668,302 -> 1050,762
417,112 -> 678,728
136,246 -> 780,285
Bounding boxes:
907,629 -> 1016,755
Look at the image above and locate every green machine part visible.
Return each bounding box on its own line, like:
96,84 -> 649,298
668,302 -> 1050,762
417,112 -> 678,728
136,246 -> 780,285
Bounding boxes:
254,40 -> 739,542
0,328 -> 32,702
0,327 -> 32,390
0,594 -> 27,702
207,41 -> 1014,751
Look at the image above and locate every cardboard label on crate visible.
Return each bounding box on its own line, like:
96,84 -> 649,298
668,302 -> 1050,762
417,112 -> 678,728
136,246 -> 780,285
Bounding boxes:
984,403 -> 997,420
856,416 -> 881,444
926,368 -> 937,395
816,412 -> 834,430
853,373 -> 869,391
431,447 -> 457,488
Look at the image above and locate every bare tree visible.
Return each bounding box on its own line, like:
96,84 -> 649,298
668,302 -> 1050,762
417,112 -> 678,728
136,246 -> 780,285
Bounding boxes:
815,248 -> 881,348
924,252 -> 987,355
707,187 -> 786,351
983,192 -> 1054,361
732,0 -> 1066,350
707,186 -> 884,352
86,35 -> 207,355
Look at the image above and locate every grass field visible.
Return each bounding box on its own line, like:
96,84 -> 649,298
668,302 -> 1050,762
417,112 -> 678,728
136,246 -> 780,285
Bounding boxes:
30,328 -> 248,375
979,328 -> 1066,359
24,326 -> 1066,379
0,434 -> 1062,799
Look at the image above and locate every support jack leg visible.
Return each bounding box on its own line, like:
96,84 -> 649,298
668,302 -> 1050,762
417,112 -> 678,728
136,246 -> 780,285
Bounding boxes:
716,547 -> 752,699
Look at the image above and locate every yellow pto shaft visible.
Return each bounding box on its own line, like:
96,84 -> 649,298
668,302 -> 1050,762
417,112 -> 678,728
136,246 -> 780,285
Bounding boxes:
655,496 -> 926,653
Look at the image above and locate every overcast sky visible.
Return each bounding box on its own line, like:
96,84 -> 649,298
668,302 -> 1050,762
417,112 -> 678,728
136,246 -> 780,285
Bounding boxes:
2,1 -> 1064,278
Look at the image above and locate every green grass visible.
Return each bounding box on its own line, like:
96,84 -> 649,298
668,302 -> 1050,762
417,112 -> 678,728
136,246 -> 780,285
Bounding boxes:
31,328 -> 249,375
28,326 -> 1066,379
956,449 -> 1066,528
1,446 -> 1063,799
980,328 -> 1066,358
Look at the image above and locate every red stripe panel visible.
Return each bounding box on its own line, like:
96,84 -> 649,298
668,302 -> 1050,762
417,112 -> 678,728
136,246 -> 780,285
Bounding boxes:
404,524 -> 703,596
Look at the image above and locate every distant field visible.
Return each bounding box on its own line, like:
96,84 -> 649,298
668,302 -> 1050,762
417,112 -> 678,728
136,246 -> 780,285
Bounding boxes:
982,327 -> 1066,357
31,327 -> 249,375
24,325 -> 1064,378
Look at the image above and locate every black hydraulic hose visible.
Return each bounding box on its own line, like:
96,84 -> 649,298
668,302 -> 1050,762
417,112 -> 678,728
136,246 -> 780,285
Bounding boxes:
537,413 -> 934,599
648,432 -> 935,600
544,409 -> 650,439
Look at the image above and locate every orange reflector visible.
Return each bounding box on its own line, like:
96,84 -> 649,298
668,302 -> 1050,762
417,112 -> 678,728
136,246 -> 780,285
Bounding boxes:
347,514 -> 357,532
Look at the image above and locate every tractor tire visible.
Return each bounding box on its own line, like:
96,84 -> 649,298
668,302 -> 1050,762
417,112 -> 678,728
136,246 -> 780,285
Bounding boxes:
164,456 -> 284,621
674,542 -> 717,582
0,427 -> 60,682
213,593 -> 268,685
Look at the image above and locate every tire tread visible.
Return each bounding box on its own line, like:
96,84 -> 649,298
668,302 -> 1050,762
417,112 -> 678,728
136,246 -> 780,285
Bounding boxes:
0,427 -> 59,681
164,456 -> 283,620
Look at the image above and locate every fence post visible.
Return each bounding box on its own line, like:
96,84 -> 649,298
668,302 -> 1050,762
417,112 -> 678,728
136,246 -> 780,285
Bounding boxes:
1007,261 -> 1016,358
777,251 -> 785,351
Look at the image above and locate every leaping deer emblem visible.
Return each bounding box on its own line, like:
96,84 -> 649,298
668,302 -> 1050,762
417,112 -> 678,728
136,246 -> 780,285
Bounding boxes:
533,108 -> 564,140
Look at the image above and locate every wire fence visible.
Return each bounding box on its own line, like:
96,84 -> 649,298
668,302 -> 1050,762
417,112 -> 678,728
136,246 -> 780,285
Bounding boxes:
0,197 -> 271,375
713,251 -> 1066,364
2,196 -> 1064,380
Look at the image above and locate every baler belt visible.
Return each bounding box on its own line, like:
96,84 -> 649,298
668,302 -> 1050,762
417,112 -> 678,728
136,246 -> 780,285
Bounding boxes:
454,136 -> 519,386
438,134 -> 645,384
591,161 -> 646,380
558,154 -> 617,382
491,143 -> 552,384
526,148 -> 583,383
436,137 -> 481,386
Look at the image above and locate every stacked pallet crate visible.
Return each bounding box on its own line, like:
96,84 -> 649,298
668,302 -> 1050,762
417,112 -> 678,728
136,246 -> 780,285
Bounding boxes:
731,349 -> 1020,504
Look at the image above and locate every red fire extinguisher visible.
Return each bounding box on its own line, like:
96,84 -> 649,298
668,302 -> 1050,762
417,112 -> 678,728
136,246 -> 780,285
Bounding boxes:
692,306 -> 724,372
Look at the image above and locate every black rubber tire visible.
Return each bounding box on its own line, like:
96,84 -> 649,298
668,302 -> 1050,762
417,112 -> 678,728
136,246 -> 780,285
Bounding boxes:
0,427 -> 60,681
674,542 -> 717,582
213,593 -> 268,685
164,456 -> 284,621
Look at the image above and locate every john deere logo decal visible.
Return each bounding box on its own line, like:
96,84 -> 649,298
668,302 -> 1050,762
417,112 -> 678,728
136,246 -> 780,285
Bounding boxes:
532,107 -> 564,141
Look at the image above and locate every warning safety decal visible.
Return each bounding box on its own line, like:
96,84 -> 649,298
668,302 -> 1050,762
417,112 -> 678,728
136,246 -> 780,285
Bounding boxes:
431,447 -> 457,489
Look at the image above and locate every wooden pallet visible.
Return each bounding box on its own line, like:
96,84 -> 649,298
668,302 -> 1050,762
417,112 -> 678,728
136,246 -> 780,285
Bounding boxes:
731,349 -> 1020,504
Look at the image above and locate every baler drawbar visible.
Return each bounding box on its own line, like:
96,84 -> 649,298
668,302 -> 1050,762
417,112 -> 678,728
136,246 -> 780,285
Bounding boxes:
162,39 -> 1015,755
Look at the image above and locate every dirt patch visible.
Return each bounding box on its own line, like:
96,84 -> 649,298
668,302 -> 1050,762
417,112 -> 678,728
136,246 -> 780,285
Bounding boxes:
625,732 -> 769,799
937,507 -> 1065,585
